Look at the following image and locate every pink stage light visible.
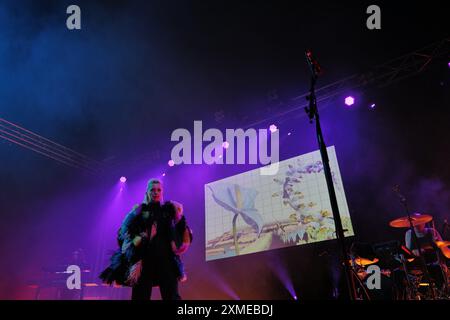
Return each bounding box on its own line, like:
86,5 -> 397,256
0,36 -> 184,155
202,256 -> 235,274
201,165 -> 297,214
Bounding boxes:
168,159 -> 175,167
119,176 -> 127,183
344,96 -> 355,106
269,124 -> 277,133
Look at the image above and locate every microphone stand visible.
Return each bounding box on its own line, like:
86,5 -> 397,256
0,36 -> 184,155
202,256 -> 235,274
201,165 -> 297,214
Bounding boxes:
304,50 -> 356,300
393,187 -> 434,294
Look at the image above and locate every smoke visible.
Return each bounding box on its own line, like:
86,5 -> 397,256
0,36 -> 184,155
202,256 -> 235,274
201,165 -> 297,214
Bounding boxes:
0,1 -> 448,299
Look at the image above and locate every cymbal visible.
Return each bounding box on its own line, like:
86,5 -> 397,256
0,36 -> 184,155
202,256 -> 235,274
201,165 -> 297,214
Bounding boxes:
349,257 -> 379,266
436,241 -> 450,259
435,241 -> 450,248
389,213 -> 432,228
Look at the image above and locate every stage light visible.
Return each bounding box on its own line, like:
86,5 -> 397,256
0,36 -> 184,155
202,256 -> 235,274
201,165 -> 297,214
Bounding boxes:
293,295 -> 298,300
266,258 -> 296,301
84,283 -> 98,287
269,124 -> 277,133
168,159 -> 175,167
287,132 -> 292,136
162,173 -> 166,177
119,176 -> 127,183
344,96 -> 355,106
369,103 -> 376,109
222,141 -> 229,149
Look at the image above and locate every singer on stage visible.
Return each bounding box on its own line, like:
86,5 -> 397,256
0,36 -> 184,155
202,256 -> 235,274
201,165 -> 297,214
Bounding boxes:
100,178 -> 192,300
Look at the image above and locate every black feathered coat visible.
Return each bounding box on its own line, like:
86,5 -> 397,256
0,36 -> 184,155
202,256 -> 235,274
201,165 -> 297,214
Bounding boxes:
99,201 -> 184,286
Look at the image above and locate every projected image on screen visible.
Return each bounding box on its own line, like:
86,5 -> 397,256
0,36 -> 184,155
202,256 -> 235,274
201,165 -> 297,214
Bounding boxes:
205,146 -> 354,261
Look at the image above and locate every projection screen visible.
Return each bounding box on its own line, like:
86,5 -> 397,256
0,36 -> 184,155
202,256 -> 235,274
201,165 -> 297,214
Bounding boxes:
205,146 -> 354,261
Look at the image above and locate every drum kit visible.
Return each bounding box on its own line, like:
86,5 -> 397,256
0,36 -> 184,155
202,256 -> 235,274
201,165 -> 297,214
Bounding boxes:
350,213 -> 450,300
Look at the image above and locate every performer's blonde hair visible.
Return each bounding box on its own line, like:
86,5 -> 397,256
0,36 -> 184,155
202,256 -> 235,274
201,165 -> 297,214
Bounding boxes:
143,178 -> 163,203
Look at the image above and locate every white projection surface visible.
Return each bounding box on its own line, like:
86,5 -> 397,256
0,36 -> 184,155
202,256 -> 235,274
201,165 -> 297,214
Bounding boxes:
205,146 -> 354,261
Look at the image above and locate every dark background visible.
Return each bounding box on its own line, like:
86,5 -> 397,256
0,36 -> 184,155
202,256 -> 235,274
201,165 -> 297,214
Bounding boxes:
0,0 -> 449,299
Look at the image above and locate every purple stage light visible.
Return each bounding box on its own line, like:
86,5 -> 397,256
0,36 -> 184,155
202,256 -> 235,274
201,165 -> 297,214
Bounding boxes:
269,124 -> 277,133
162,173 -> 166,177
287,132 -> 291,136
369,103 -> 376,109
119,176 -> 127,183
222,141 -> 229,149
267,257 -> 296,301
344,96 -> 355,106
168,159 -> 175,167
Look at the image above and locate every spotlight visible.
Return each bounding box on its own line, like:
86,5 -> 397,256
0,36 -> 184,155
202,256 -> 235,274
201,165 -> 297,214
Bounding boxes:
369,103 -> 376,109
269,124 -> 277,133
162,173 -> 166,177
293,295 -> 298,300
119,176 -> 127,183
222,141 -> 229,149
287,132 -> 292,136
168,159 -> 175,167
344,96 -> 355,106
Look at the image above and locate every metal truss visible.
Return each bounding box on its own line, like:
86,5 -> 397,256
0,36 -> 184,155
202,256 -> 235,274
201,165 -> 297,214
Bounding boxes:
0,118 -> 103,174
1,38 -> 448,171
244,37 -> 450,128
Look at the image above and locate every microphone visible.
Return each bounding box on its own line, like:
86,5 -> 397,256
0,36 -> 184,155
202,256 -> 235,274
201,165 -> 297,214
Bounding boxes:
305,49 -> 322,76
392,184 -> 407,203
